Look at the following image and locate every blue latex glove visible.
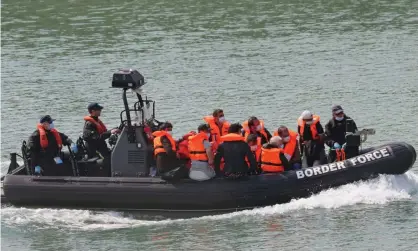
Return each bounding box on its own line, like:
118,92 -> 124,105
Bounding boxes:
333,142 -> 341,149
342,143 -> 347,149
34,166 -> 42,174
293,163 -> 302,170
71,143 -> 78,153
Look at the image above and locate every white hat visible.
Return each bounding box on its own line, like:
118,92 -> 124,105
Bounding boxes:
300,110 -> 313,120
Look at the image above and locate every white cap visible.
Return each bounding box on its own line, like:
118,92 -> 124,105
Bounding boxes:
269,136 -> 283,147
300,110 -> 313,120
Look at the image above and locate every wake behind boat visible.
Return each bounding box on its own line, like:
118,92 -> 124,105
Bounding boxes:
1,69 -> 416,215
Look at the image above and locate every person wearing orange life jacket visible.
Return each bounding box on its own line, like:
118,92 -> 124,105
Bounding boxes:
241,116 -> 272,145
188,124 -> 216,181
203,109 -> 230,152
176,130 -> 197,169
83,103 -> 121,159
260,136 -> 291,173
214,123 -> 257,179
274,126 -> 302,169
27,115 -> 75,176
152,122 -> 179,173
297,110 -> 326,168
246,134 -> 262,168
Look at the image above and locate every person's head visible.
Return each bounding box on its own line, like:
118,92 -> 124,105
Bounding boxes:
246,134 -> 258,151
159,122 -> 173,134
332,105 -> 345,121
228,123 -> 243,134
212,109 -> 225,124
277,126 -> 290,143
269,136 -> 284,148
300,110 -> 314,125
39,115 -> 55,130
198,123 -> 211,137
88,102 -> 104,117
248,116 -> 261,132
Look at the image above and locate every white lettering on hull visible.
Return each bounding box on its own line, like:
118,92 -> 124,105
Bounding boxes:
296,147 -> 392,179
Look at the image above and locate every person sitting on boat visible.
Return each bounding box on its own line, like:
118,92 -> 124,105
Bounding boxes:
260,136 -> 291,173
325,105 -> 358,162
214,123 -> 257,179
274,126 -> 301,169
83,102 -> 120,159
246,134 -> 261,166
188,124 -> 216,181
176,131 -> 197,169
297,110 -> 327,167
27,115 -> 77,176
203,109 -> 230,152
241,116 -> 272,144
152,122 -> 182,174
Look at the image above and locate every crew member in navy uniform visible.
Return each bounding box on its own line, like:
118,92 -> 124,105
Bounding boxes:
27,115 -> 77,176
325,105 -> 358,162
83,103 -> 120,176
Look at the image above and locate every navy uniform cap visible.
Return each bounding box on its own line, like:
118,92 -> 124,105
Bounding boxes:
87,102 -> 104,111
40,115 -> 55,123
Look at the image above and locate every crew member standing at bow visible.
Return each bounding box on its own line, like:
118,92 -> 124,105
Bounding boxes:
28,115 -> 77,176
325,105 -> 358,162
260,136 -> 291,173
83,103 -> 120,159
297,110 -> 326,167
274,126 -> 301,169
188,124 -> 216,181
203,109 -> 230,152
214,123 -> 257,179
152,122 -> 181,174
241,116 -> 272,144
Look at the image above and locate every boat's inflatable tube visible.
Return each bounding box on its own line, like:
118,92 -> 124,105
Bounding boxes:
2,142 -> 416,213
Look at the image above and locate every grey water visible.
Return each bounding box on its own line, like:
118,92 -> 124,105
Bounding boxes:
1,0 -> 418,250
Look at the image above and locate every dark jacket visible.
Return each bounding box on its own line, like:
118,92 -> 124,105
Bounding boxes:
82,116 -> 112,157
261,143 -> 292,171
298,122 -> 325,159
27,129 -> 72,169
155,135 -> 179,173
241,128 -> 272,145
325,115 -> 357,147
214,139 -> 257,174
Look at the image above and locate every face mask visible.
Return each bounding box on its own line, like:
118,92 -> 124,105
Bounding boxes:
283,136 -> 290,142
218,116 -> 225,123
48,122 -> 55,130
250,145 -> 258,151
206,133 -> 211,138
256,125 -> 262,131
335,116 -> 344,121
279,144 -> 284,149
305,121 -> 313,125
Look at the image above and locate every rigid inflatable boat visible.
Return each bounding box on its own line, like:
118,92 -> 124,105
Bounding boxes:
1,69 -> 416,215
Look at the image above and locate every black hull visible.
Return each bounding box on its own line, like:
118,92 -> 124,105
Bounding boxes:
2,142 -> 416,214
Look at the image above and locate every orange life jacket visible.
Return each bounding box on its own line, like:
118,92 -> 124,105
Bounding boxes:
152,131 -> 176,156
297,115 -> 320,141
188,132 -> 210,161
84,116 -> 107,135
260,147 -> 284,172
37,124 -> 63,150
204,116 -> 230,151
246,137 -> 262,166
176,131 -> 196,160
242,120 -> 268,141
273,129 -> 298,159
